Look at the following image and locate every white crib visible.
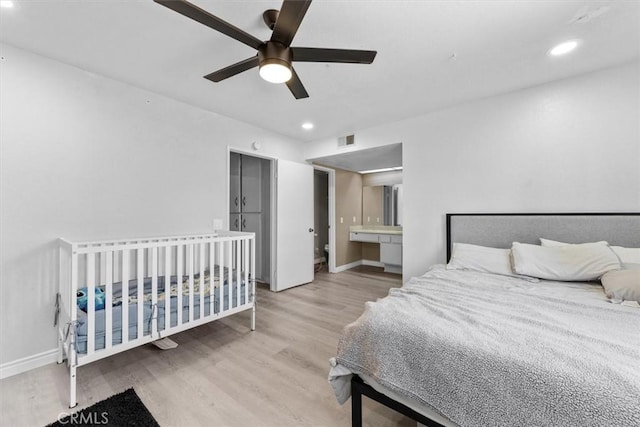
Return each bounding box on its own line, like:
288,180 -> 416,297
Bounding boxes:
57,231 -> 255,408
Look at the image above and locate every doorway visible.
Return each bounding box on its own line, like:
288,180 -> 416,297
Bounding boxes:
229,151 -> 272,284
314,169 -> 329,273
228,148 -> 317,292
308,143 -> 403,277
313,165 -> 336,273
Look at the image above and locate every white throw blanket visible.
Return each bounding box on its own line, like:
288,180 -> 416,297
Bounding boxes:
330,265 -> 640,427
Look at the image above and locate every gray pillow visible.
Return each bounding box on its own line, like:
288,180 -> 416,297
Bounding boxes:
601,269 -> 640,304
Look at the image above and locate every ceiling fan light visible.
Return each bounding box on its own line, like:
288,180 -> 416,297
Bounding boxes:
259,60 -> 292,84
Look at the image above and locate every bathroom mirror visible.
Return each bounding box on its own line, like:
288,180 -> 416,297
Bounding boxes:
363,185 -> 403,226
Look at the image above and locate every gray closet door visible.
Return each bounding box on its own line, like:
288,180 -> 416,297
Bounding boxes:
229,213 -> 241,232
229,153 -> 241,214
241,155 -> 262,213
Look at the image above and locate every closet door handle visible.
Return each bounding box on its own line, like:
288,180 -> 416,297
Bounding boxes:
242,218 -> 246,230
235,218 -> 239,229
234,197 -> 238,207
242,196 -> 246,206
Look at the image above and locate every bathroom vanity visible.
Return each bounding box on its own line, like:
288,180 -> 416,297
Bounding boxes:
349,225 -> 402,274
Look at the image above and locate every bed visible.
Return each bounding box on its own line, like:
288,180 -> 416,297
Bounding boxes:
57,231 -> 255,408
329,213 -> 640,427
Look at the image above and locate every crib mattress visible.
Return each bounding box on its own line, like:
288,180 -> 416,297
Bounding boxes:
75,275 -> 247,354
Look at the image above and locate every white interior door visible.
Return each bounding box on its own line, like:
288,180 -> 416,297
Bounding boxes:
275,159 -> 314,291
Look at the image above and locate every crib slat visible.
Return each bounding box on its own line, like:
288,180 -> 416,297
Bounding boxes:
100,252 -> 107,289
151,247 -> 158,338
122,250 -> 129,344
199,243 -> 205,319
176,245 -> 183,326
188,244 -> 194,322
164,245 -> 171,332
243,239 -> 249,305
105,251 -> 113,350
219,240 -> 224,314
251,237 -> 256,330
87,253 -> 96,355
70,251 -> 78,326
227,240 -> 232,312
209,241 -> 215,315
236,240 -> 241,308
137,248 -> 144,339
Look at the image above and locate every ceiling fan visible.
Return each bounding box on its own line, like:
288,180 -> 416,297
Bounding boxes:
154,0 -> 377,99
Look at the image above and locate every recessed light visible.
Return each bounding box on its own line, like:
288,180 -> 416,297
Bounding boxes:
302,122 -> 314,130
548,40 -> 580,57
0,1 -> 14,8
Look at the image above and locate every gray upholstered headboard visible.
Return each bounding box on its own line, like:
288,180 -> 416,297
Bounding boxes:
446,213 -> 640,261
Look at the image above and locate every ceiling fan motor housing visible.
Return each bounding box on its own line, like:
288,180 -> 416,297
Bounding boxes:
262,9 -> 280,30
258,42 -> 292,69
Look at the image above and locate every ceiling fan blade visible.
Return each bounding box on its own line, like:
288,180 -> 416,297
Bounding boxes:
292,47 -> 377,64
204,56 -> 260,82
271,0 -> 312,47
154,0 -> 263,50
285,68 -> 309,99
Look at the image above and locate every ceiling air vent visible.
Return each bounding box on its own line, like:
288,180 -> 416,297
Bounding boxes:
338,134 -> 355,147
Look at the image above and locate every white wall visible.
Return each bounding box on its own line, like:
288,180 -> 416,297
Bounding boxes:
0,43 -> 303,368
305,61 -> 640,280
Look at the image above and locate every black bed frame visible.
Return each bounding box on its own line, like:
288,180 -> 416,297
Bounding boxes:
351,375 -> 445,427
350,212 -> 639,426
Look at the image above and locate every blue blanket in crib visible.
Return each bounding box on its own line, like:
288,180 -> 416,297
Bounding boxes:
75,281 -> 248,353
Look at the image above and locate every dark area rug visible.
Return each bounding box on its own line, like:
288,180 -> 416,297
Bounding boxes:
46,388 -> 160,427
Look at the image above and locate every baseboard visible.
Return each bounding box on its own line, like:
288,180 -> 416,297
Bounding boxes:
335,259 -> 388,272
334,260 -> 363,273
0,348 -> 59,379
362,260 -> 384,268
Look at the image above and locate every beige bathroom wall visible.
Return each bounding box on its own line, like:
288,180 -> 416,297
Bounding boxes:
335,168 -> 363,267
361,186 -> 383,262
362,186 -> 384,226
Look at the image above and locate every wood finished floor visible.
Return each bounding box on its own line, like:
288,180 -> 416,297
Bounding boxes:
0,266 -> 415,427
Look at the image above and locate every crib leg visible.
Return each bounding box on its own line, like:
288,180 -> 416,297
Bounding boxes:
57,335 -> 64,364
250,304 -> 256,331
69,365 -> 77,408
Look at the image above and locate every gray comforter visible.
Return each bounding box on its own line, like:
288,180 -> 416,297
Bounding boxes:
330,265 -> 640,427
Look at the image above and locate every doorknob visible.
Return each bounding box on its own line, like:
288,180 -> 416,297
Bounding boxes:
309,228 -> 314,232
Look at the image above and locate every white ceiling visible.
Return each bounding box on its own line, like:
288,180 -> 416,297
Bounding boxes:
1,1 -> 638,143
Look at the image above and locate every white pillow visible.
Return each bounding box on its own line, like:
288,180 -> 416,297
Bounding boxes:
539,238 -> 609,247
447,243 -> 534,280
511,242 -> 621,281
540,238 -> 640,267
610,246 -> 640,265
